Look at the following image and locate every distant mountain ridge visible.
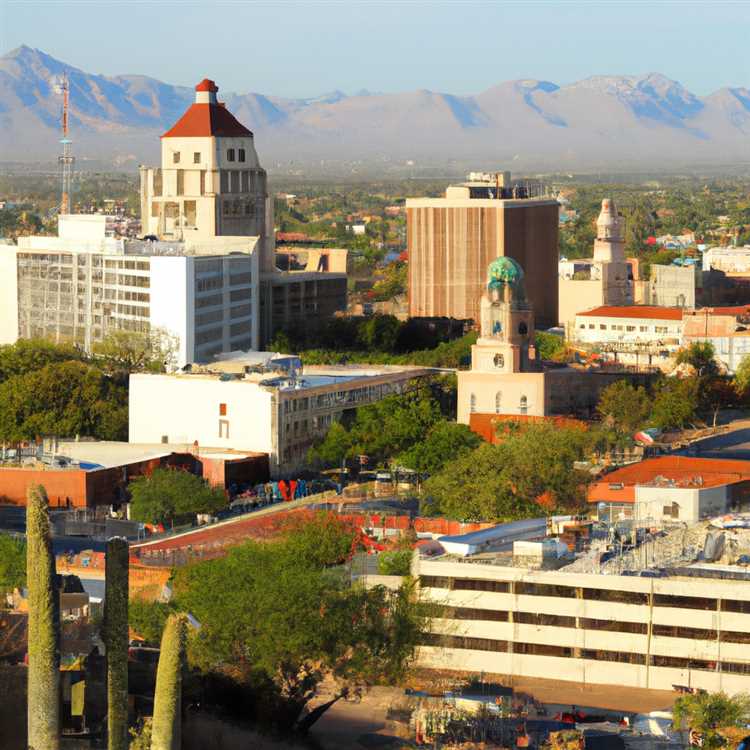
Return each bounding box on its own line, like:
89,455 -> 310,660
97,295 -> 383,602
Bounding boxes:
2,45 -> 749,171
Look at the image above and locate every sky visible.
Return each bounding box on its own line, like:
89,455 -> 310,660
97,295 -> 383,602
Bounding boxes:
2,0 -> 749,98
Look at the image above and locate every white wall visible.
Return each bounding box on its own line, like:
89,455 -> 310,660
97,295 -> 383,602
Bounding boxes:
0,245 -> 18,345
634,485 -> 728,523
149,257 -> 191,366
129,373 -> 274,455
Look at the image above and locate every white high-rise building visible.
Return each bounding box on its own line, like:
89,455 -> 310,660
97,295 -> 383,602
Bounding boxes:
0,214 -> 259,366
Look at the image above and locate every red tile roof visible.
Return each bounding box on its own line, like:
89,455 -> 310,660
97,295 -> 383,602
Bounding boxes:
162,103 -> 252,138
195,78 -> 218,92
578,306 -> 684,321
587,455 -> 750,504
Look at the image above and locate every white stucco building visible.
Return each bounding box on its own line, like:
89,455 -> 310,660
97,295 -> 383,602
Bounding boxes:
702,245 -> 750,275
569,305 -> 684,369
0,214 -> 259,365
129,355 -> 432,475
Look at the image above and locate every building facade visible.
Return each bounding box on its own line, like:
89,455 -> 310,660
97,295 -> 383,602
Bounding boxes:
416,558 -> 750,695
558,199 -> 630,326
569,305 -> 684,370
407,172 -> 559,328
683,306 -> 750,374
129,358 -> 432,476
0,214 -> 259,365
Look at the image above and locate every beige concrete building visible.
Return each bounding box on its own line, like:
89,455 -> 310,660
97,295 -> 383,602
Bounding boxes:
417,554 -> 750,695
558,198 -> 630,326
407,172 -> 559,328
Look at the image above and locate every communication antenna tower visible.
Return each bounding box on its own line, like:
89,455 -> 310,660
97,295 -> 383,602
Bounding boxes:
55,73 -> 75,214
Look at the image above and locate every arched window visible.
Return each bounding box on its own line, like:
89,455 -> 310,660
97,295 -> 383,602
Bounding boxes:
519,395 -> 528,415
495,391 -> 502,414
470,393 -> 477,413
518,321 -> 528,336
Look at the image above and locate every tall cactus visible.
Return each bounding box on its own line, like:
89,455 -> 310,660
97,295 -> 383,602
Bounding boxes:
26,484 -> 60,750
151,614 -> 186,750
104,537 -> 129,750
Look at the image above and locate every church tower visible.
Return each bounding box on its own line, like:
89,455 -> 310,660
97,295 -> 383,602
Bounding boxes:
593,198 -> 629,306
470,257 -> 537,374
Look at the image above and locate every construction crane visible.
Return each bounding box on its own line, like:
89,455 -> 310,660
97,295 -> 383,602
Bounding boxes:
54,73 -> 75,214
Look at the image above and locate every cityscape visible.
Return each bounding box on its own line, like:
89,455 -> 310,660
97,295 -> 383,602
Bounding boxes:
2,2 -> 750,749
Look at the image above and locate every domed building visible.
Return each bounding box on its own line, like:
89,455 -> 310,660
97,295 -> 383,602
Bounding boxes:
458,258 -> 652,427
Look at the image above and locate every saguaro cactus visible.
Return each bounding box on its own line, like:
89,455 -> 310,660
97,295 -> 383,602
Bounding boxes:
26,484 -> 60,750
104,537 -> 129,750
150,614 -> 186,750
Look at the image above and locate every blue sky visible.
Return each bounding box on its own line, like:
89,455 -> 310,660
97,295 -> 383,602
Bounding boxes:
2,0 -> 748,97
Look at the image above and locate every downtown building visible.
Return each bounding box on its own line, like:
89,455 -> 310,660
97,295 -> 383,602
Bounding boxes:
0,78 -> 346,361
406,172 -> 559,329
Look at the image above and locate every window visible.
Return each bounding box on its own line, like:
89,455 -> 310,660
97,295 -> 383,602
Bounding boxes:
238,148 -> 246,162
639,326 -> 648,332
653,594 -> 716,611
419,575 -> 451,589
470,393 -> 476,413
193,152 -> 201,164
495,391 -> 502,414
519,395 -> 528,415
589,324 -> 595,329
161,435 -> 169,444
600,324 -> 607,330
219,419 -> 230,439
580,618 -> 647,634
626,325 -> 636,332
652,624 -> 716,640
582,588 -> 648,605
515,582 -> 575,598
421,633 -> 509,652
219,403 -> 227,416
227,148 -> 235,162
579,324 -> 585,330
436,606 -> 509,622
173,151 -> 180,164
453,578 -> 509,593
515,611 -> 576,628
518,321 -> 528,335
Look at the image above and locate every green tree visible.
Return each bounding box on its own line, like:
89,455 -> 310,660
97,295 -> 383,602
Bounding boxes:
377,549 -> 413,576
0,361 -> 128,442
173,514 -> 427,733
128,469 -> 227,525
104,537 -> 129,750
673,691 -> 750,750
26,484 -> 61,750
535,331 -> 566,361
650,377 -> 698,430
129,600 -> 175,645
0,534 -> 25,600
356,314 -> 402,352
423,423 -> 591,521
398,421 -> 480,475
735,353 -> 750,394
597,380 -> 651,435
92,329 -> 176,379
307,421 -> 351,468
0,338 -> 84,384
151,614 -> 187,750
676,341 -> 719,378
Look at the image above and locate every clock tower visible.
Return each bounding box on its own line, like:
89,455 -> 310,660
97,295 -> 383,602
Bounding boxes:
471,257 -> 537,374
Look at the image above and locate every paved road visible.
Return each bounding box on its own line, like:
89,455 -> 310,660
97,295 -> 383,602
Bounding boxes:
676,419 -> 750,460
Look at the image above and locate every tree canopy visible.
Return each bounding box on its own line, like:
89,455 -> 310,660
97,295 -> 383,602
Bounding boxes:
0,534 -> 26,599
398,420 -> 481,475
0,339 -> 85,384
422,422 -> 592,522
128,468 -> 227,525
650,377 -> 699,430
171,513 -> 427,732
596,380 -> 651,435
92,329 -> 176,379
673,691 -> 750,750
0,360 -> 128,442
308,384 -> 444,468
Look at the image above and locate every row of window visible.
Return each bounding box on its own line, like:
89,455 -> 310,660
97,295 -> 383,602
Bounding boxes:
419,576 -> 750,612
431,606 -> 750,643
172,149 -> 247,165
580,322 -> 678,334
421,634 -> 750,673
469,394 -> 528,414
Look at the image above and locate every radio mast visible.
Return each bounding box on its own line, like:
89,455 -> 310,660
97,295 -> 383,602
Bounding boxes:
57,73 -> 74,214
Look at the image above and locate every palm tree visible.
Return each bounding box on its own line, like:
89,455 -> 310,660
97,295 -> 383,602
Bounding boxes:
673,691 -> 750,749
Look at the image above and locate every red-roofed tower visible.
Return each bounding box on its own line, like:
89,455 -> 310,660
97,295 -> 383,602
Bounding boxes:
140,79 -> 269,259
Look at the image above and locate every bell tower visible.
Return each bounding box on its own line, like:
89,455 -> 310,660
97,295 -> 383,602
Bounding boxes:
471,257 -> 537,374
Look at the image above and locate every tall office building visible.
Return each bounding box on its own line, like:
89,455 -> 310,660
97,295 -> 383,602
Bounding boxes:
0,214 -> 259,366
406,172 -> 559,328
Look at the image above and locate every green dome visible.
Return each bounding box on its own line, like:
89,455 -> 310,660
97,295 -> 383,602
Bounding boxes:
487,256 -> 524,289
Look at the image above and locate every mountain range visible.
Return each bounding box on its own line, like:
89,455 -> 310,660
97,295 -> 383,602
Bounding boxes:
2,45 -> 750,172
